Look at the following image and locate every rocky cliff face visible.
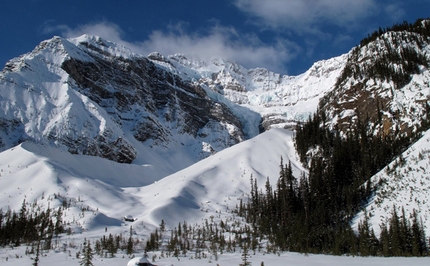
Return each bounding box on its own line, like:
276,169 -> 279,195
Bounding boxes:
0,35 -> 250,163
320,20 -> 430,137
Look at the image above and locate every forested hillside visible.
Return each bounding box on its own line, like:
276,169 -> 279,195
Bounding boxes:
240,18 -> 430,256
241,109 -> 428,255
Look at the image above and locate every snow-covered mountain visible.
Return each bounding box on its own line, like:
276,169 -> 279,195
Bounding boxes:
0,35 -> 255,168
149,51 -> 346,129
0,34 -> 346,181
0,33 -> 344,234
1,19 -> 430,246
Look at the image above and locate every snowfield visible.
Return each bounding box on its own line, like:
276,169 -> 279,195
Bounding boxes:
1,246 -> 430,266
1,128 -> 430,265
0,129 -> 303,232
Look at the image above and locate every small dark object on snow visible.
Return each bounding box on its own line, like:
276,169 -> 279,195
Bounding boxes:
124,215 -> 137,222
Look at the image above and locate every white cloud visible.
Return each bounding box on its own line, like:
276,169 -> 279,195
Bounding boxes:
139,25 -> 297,73
43,21 -> 132,49
234,0 -> 378,32
44,21 -> 297,74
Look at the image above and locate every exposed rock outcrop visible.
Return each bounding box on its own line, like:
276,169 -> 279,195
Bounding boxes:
0,35 -> 250,163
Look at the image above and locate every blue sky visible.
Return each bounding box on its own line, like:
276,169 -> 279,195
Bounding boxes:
0,0 -> 429,75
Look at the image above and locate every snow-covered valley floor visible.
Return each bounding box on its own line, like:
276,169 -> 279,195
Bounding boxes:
2,128 -> 430,265
1,247 -> 430,266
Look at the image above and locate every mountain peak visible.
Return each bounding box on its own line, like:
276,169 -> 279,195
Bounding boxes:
68,34 -> 139,59
0,34 -> 256,168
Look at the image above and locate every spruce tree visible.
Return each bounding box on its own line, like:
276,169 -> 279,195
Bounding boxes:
411,210 -> 427,256
32,240 -> 40,266
240,243 -> 251,266
379,224 -> 390,256
358,210 -> 378,256
389,207 -> 402,256
160,219 -> 166,233
127,226 -> 134,255
80,239 -> 94,266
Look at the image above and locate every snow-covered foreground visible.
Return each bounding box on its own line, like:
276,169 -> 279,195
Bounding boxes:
0,128 -> 305,262
2,127 -> 430,265
1,248 -> 430,266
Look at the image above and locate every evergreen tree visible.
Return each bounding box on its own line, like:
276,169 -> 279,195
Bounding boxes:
399,207 -> 412,255
389,207 -> 402,256
240,243 -> 251,266
411,209 -> 427,256
80,239 -> 94,266
127,226 -> 134,255
379,224 -> 390,256
32,240 -> 40,266
357,210 -> 378,256
54,207 -> 64,237
160,219 -> 166,233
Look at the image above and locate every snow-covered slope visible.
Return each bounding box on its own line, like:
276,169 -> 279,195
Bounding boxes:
0,128 -> 302,232
0,132 -> 430,266
127,128 -> 305,228
354,127 -> 430,236
2,130 -> 430,266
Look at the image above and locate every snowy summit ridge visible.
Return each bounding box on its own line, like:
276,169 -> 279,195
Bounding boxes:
150,50 -> 347,129
0,34 -> 345,165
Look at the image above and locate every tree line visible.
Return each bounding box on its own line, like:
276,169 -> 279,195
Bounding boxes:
336,18 -> 430,90
239,109 -> 428,256
241,165 -> 428,256
360,18 -> 430,48
0,199 -> 64,249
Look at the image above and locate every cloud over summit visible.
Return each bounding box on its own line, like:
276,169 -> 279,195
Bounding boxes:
40,0 -> 412,75
46,21 -> 295,74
